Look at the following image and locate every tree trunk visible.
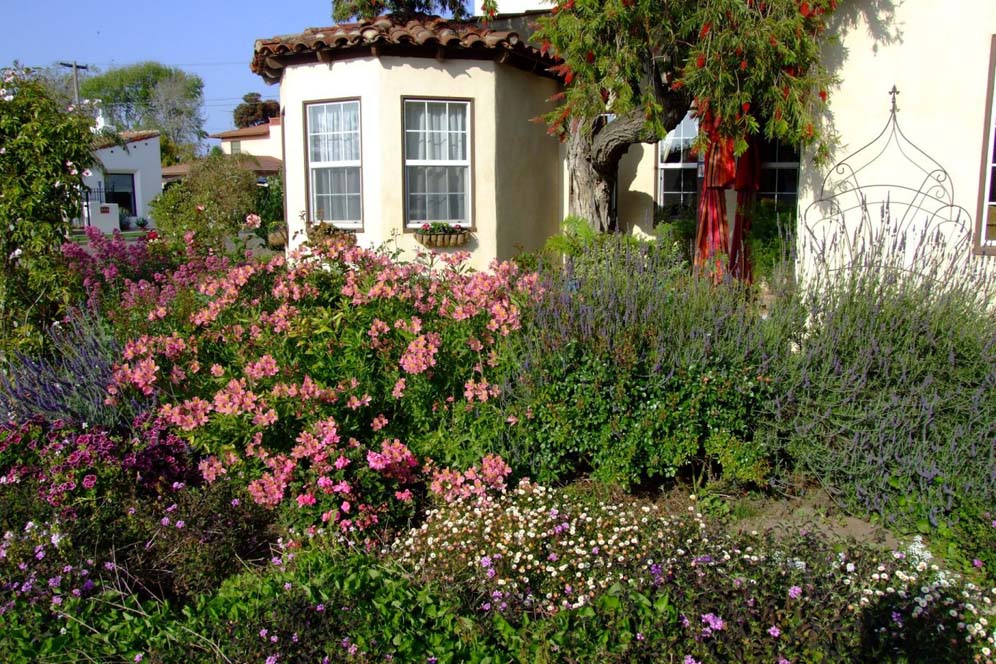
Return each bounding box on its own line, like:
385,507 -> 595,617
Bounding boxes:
565,103 -> 690,233
566,128 -> 615,232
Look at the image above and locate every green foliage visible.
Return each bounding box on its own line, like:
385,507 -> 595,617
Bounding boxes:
254,174 -> 284,239
332,0 -> 471,22
535,0 -> 843,161
232,92 -> 279,129
488,231 -> 790,489
80,61 -> 205,148
762,242 -> 996,531
0,67 -> 95,352
149,152 -> 259,252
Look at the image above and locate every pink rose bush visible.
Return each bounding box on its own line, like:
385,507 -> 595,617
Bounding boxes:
108,236 -> 541,534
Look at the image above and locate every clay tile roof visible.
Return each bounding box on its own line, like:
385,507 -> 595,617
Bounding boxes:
93,129 -> 160,150
251,14 -> 559,84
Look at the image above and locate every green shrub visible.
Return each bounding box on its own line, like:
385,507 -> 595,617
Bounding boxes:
764,241 -> 996,531
487,231 -> 794,488
149,152 -> 259,252
0,67 -> 95,352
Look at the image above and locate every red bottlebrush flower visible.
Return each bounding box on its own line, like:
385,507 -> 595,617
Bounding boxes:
742,102 -> 751,113
671,80 -> 685,90
769,35 -> 778,47
563,0 -> 574,8
735,46 -> 744,56
700,22 -> 712,39
819,89 -> 828,102
564,70 -> 574,85
774,108 -> 783,120
585,50 -> 595,64
696,54 -> 706,68
805,123 -> 814,137
783,86 -> 790,99
800,2 -> 812,17
740,59 -> 748,71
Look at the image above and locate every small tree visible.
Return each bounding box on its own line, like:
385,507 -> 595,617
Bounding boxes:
233,92 -> 280,129
150,153 -> 259,252
0,67 -> 94,351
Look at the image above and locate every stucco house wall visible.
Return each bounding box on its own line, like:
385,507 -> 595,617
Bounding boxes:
494,64 -> 561,258
280,56 -> 502,270
796,0 -> 996,278
215,118 -> 283,160
83,132 -> 163,221
255,15 -> 562,270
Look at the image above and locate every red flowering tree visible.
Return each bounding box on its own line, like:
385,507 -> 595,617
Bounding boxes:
534,0 -> 845,277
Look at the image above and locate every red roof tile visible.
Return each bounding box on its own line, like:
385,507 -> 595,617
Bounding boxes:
210,117 -> 280,140
161,155 -> 282,180
251,14 -> 559,84
93,130 -> 160,150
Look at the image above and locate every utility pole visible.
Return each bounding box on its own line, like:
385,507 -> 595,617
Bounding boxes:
58,61 -> 89,106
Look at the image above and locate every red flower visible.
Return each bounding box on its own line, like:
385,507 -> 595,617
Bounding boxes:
741,102 -> 751,113
819,89 -> 828,102
740,59 -> 748,71
800,2 -> 812,17
696,54 -> 706,68
585,51 -> 595,64
700,22 -> 712,39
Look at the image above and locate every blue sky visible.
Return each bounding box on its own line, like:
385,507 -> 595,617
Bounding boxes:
1,1 -> 345,144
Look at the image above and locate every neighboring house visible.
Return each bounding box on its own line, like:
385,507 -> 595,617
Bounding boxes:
81,130 -> 163,232
252,1 -> 996,274
210,116 -> 283,161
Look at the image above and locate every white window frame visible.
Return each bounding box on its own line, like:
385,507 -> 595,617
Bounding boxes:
977,34 -> 996,254
306,99 -> 362,229
657,113 -> 702,214
403,99 -> 472,228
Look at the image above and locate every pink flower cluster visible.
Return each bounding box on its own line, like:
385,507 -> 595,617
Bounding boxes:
428,454 -> 512,503
399,333 -> 441,375
366,439 -> 418,482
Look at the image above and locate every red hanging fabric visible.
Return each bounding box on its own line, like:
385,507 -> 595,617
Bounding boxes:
694,109 -> 757,283
694,110 -> 737,280
730,135 -> 760,283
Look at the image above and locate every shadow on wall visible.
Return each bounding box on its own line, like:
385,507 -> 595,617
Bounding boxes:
799,0 -> 903,201
616,143 -> 656,237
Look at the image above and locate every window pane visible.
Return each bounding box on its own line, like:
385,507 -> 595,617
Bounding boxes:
407,166 -> 426,194
990,167 -> 996,203
405,102 -> 426,133
409,194 -> 426,221
347,195 -> 361,222
661,169 -> 683,192
779,167 -> 798,195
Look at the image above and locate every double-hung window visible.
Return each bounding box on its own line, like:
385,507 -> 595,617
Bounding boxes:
656,111 -> 800,219
404,99 -> 471,226
979,35 -> 996,252
307,100 -> 362,227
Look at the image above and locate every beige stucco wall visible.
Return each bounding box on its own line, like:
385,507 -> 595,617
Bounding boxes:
220,121 -> 283,160
280,55 -> 502,270
494,65 -> 561,259
617,143 -> 657,236
797,0 -> 996,281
